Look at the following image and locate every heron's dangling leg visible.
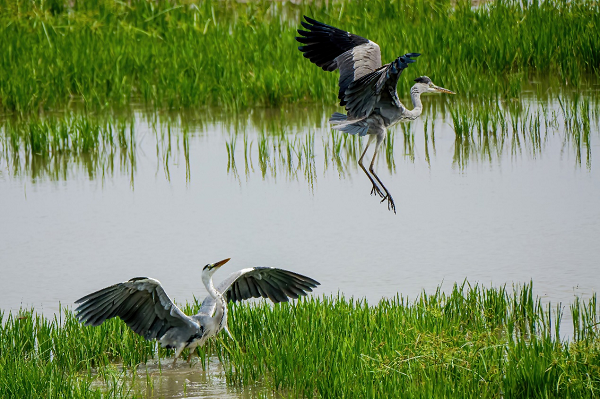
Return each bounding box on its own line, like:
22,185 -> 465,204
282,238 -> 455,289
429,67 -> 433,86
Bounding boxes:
358,135 -> 385,199
368,135 -> 396,214
358,134 -> 373,164
186,349 -> 195,363
173,344 -> 187,366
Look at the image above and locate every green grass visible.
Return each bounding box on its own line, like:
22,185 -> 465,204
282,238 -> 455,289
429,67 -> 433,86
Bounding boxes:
1,283 -> 600,398
224,284 -> 600,398
0,0 -> 598,114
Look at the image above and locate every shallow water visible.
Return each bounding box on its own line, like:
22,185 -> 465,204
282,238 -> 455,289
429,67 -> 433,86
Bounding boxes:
93,356 -> 279,399
1,97 -> 599,396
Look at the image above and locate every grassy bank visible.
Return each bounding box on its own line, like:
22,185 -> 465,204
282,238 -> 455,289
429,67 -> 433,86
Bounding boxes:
226,284 -> 600,398
1,283 -> 599,398
0,0 -> 598,114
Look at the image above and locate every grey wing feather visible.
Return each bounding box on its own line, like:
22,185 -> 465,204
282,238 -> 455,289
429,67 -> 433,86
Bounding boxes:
296,16 -> 382,107
343,53 -> 420,119
198,268 -> 320,316
335,42 -> 382,106
75,277 -> 196,340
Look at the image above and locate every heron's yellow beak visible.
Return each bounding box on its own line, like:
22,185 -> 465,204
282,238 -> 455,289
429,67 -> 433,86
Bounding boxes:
212,258 -> 231,269
433,85 -> 455,94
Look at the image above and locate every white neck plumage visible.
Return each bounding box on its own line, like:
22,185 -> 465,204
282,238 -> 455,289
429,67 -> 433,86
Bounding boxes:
202,273 -> 219,300
202,272 -> 227,324
405,85 -> 424,120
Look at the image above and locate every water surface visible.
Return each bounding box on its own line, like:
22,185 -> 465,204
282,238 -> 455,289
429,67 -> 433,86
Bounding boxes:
1,97 -> 599,396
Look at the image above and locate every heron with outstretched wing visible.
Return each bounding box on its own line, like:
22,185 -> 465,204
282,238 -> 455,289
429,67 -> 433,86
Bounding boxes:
75,258 -> 320,364
296,16 -> 455,213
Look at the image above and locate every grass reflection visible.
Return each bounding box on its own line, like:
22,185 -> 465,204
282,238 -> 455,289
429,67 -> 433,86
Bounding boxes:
0,93 -> 598,184
450,95 -> 599,169
0,116 -> 137,182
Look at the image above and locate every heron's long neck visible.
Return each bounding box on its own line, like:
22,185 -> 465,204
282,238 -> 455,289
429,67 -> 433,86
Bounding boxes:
202,274 -> 220,300
202,273 -> 227,324
406,85 -> 424,119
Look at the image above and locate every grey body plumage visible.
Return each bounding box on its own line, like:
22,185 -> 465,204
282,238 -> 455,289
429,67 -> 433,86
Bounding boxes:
75,258 -> 320,364
296,16 -> 455,212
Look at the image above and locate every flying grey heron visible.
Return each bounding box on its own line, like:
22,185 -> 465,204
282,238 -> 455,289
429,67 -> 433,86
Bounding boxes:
296,16 -> 455,213
75,258 -> 320,364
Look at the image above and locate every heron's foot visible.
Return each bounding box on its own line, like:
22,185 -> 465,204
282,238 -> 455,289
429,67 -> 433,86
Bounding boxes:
369,167 -> 396,214
368,171 -> 386,199
380,193 -> 397,214
369,182 -> 385,199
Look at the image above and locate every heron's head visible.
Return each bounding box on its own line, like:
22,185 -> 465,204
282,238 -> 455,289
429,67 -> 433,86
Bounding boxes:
413,76 -> 455,95
203,258 -> 231,277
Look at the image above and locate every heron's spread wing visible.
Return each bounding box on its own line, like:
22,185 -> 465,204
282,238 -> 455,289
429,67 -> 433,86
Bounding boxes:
75,277 -> 196,340
335,44 -> 382,106
343,53 -> 420,119
296,16 -> 382,106
296,16 -> 377,72
199,268 -> 320,316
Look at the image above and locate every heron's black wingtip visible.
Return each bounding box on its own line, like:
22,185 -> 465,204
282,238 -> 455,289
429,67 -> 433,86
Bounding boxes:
302,15 -> 329,28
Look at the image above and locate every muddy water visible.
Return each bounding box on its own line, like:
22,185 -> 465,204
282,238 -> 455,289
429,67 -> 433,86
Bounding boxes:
0,99 -> 599,396
92,357 -> 280,398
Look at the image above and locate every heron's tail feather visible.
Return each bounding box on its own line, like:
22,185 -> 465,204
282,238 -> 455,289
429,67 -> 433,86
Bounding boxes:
329,112 -> 347,123
329,113 -> 369,136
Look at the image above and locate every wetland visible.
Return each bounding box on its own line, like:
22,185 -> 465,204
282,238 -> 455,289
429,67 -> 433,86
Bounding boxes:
1,0 -> 600,397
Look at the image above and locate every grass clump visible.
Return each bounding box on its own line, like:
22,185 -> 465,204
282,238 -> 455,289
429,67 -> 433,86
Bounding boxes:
5,283 -> 597,398
0,308 -> 156,398
224,283 -> 600,398
1,116 -> 128,155
0,0 -> 598,114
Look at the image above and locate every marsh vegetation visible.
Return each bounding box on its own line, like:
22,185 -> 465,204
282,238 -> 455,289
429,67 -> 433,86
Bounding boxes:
2,94 -> 597,183
2,284 -> 599,398
0,0 -> 598,113
1,0 -> 599,398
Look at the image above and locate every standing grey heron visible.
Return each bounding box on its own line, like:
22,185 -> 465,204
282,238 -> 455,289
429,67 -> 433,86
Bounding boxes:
296,16 -> 455,213
75,258 -> 320,364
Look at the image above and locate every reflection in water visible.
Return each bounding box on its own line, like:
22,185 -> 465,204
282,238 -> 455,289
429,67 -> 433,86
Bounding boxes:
1,93 -> 599,398
0,94 -> 597,184
94,356 -> 279,399
450,96 -> 598,169
0,116 -> 138,183
226,129 -> 319,187
225,95 -> 598,186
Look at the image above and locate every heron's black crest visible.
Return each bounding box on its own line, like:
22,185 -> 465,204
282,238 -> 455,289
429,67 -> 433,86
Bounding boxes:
414,76 -> 432,84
